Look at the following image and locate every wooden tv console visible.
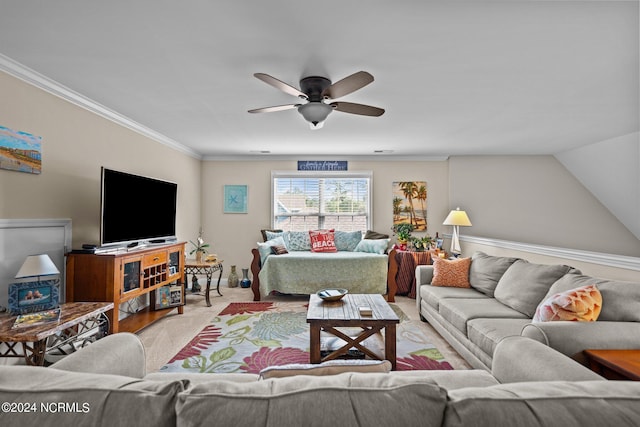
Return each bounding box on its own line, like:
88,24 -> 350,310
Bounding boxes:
66,242 -> 186,334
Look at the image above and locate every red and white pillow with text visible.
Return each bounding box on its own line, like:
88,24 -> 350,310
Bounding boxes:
309,229 -> 337,253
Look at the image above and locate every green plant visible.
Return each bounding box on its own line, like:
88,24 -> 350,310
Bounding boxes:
410,235 -> 433,251
392,223 -> 414,242
189,237 -> 210,255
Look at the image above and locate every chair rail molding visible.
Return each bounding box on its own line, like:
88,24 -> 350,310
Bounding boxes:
447,234 -> 640,272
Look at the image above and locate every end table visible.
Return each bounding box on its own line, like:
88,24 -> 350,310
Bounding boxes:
184,259 -> 223,307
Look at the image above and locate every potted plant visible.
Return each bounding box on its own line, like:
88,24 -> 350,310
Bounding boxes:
189,236 -> 210,262
410,235 -> 433,252
392,223 -> 414,250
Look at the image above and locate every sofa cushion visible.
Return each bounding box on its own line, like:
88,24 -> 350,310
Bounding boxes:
438,298 -> 528,335
466,318 -> 533,360
287,231 -> 312,251
364,230 -> 389,239
259,360 -> 391,379
257,235 -> 286,264
334,230 -> 363,251
177,373 -> 447,427
445,381 -> 640,427
261,229 -> 283,242
543,274 -> 640,322
309,229 -> 337,253
419,285 -> 489,310
468,251 -> 519,297
354,238 -> 389,254
0,366 -> 186,427
533,284 -> 602,322
432,257 -> 471,288
493,260 -> 578,317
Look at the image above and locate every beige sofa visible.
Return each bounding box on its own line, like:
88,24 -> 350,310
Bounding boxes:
416,251 -> 640,370
1,332 -> 640,426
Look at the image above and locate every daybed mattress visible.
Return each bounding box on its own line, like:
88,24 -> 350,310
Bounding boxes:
258,251 -> 388,298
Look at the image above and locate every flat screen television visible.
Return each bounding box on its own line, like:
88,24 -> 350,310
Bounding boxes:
100,167 -> 177,247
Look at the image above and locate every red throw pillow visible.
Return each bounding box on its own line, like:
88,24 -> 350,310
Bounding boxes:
309,229 -> 337,253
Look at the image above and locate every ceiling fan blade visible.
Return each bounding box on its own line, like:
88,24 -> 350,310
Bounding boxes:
248,104 -> 300,113
331,102 -> 385,117
254,73 -> 308,99
323,71 -> 374,99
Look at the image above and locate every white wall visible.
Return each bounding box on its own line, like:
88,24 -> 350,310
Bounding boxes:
0,71 -> 202,248
200,159 -> 449,274
555,132 -> 640,240
448,155 -> 640,257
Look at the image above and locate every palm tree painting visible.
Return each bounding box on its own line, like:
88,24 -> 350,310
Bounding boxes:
393,181 -> 427,231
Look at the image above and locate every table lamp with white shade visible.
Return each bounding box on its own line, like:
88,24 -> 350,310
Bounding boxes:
442,208 -> 472,256
15,254 -> 60,281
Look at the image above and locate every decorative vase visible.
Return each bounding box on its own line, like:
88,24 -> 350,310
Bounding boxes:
240,268 -> 252,288
196,251 -> 203,263
228,265 -> 239,288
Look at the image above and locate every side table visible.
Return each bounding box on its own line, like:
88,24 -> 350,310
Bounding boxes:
184,259 -> 223,307
0,302 -> 114,366
583,349 -> 640,381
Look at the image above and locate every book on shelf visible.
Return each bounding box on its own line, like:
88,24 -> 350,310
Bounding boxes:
12,308 -> 61,329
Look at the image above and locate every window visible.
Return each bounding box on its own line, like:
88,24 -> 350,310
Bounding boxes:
272,171 -> 372,232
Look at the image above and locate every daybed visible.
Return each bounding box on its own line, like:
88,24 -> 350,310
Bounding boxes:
3,332 -> 640,426
416,251 -> 640,370
250,230 -> 400,301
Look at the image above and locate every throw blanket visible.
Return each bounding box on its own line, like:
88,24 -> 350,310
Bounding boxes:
258,251 -> 388,299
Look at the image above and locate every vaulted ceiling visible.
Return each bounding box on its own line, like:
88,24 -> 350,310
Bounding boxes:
0,1 -> 638,159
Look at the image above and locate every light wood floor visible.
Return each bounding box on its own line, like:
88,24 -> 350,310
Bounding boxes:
137,285 -> 471,372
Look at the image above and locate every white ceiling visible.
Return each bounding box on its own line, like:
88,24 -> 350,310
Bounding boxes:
0,1 -> 638,159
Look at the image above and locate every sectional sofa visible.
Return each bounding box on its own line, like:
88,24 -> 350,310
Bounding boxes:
416,251 -> 640,370
2,332 -> 640,426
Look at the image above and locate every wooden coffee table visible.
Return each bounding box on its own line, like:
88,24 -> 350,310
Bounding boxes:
0,302 -> 114,366
307,293 -> 399,370
583,349 -> 640,381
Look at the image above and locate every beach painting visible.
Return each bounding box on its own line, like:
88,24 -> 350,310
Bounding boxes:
393,181 -> 427,231
0,124 -> 42,174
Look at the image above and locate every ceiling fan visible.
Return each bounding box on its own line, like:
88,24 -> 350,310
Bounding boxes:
248,71 -> 385,129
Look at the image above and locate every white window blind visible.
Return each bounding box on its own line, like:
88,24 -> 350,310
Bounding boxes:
271,171 -> 372,232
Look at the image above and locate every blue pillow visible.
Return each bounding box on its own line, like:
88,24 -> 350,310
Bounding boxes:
354,238 -> 389,254
334,230 -> 363,251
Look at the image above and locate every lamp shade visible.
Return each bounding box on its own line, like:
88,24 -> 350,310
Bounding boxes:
443,208 -> 472,227
15,254 -> 60,279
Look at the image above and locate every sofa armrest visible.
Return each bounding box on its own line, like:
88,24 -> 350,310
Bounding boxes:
521,321 -> 640,364
492,336 -> 604,383
415,265 -> 435,311
50,332 -> 146,378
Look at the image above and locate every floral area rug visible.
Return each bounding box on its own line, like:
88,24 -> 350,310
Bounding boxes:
160,301 -> 453,374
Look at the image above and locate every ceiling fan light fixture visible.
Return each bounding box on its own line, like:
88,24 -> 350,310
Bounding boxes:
298,102 -> 333,128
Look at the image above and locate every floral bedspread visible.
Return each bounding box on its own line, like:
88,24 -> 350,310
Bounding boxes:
258,251 -> 388,298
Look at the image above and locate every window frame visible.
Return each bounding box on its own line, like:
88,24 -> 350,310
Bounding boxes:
270,170 -> 373,231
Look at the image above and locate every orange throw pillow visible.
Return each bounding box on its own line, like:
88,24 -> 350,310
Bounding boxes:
431,257 -> 471,288
309,229 -> 337,253
533,284 -> 602,322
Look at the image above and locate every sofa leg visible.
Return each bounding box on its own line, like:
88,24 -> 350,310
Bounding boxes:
420,314 -> 428,322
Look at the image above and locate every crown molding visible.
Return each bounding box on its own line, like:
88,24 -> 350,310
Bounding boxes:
0,54 -> 201,159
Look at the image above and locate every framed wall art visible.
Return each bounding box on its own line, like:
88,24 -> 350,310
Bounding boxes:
0,124 -> 42,174
224,184 -> 248,214
8,279 -> 60,315
392,181 -> 427,231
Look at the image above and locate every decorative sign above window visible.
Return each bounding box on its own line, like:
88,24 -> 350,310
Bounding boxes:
297,161 -> 348,171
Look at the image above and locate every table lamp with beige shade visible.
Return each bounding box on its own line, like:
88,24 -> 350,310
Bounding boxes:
442,208 -> 472,256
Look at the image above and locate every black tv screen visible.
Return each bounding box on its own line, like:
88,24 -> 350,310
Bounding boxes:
100,167 -> 177,247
